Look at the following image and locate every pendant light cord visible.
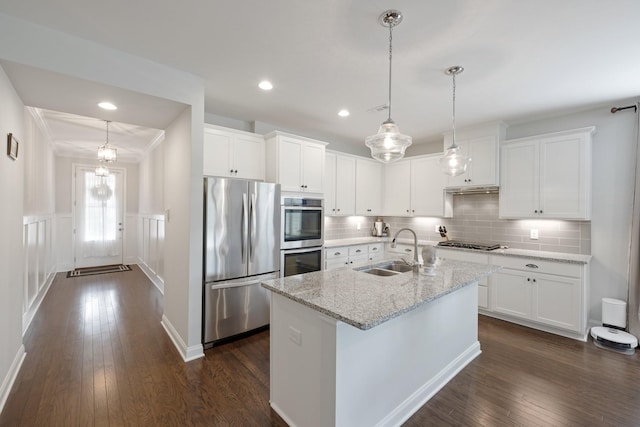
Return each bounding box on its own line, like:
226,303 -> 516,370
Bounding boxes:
387,22 -> 394,122
451,71 -> 457,149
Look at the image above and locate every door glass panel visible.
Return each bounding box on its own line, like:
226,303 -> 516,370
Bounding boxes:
283,209 -> 322,242
283,251 -> 322,276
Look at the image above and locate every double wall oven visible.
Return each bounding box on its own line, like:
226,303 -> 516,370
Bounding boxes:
280,197 -> 324,277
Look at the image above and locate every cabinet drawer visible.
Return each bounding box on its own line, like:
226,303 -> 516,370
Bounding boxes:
437,249 -> 490,264
387,243 -> 414,256
368,243 -> 383,254
492,255 -> 581,277
349,254 -> 369,266
326,247 -> 348,259
348,245 -> 368,257
325,258 -> 349,270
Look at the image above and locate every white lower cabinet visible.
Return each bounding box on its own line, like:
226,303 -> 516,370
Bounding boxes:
325,243 -> 384,270
490,255 -> 586,337
437,249 -> 490,309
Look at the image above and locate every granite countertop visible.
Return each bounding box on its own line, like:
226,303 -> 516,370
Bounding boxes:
262,259 -> 500,331
324,237 -> 591,264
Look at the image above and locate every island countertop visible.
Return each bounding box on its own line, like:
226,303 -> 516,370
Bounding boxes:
261,258 -> 500,330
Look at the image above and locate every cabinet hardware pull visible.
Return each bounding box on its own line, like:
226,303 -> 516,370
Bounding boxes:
532,279 -> 537,283
372,247 -> 377,251
527,278 -> 531,281
355,249 -> 361,253
404,249 -> 411,252
335,252 -> 341,256
525,263 -> 539,269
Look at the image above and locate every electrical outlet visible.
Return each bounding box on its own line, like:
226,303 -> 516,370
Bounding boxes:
288,326 -> 302,346
530,229 -> 539,240
356,222 -> 361,230
435,225 -> 440,232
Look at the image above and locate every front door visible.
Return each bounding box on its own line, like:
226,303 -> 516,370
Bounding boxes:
73,165 -> 124,268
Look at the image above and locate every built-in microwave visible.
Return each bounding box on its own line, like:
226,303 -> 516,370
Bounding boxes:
281,246 -> 324,277
281,197 -> 324,249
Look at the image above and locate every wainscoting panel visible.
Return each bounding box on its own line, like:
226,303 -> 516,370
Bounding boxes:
138,214 -> 165,293
22,215 -> 56,334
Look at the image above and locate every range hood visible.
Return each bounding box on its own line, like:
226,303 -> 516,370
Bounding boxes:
445,185 -> 499,195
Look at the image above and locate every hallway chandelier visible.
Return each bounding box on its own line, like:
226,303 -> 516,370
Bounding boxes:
98,120 -> 117,163
440,66 -> 471,176
365,9 -> 412,163
95,163 -> 109,177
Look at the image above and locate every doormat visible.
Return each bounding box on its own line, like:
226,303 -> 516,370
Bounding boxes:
67,264 -> 132,278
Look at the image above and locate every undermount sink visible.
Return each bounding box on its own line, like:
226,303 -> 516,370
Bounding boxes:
354,260 -> 414,276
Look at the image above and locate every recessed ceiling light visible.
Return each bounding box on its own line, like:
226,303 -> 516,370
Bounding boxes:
258,80 -> 273,91
98,102 -> 117,110
338,109 -> 350,117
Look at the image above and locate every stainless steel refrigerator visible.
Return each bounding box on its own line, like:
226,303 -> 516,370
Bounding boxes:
203,177 -> 280,347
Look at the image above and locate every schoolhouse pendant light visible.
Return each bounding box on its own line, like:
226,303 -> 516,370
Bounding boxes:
97,120 -> 117,163
440,66 -> 471,176
365,9 -> 412,163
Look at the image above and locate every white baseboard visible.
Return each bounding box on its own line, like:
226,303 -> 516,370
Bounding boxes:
0,345 -> 26,415
480,311 -> 589,342
137,259 -> 164,294
22,271 -> 56,336
161,314 -> 204,363
376,341 -> 481,427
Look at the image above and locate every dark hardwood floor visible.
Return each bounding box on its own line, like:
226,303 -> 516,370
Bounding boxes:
1,266 -> 639,426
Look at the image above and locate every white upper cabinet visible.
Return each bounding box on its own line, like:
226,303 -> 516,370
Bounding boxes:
325,152 -> 356,216
443,122 -> 507,189
382,155 -> 451,217
410,154 -> 451,217
355,158 -> 382,216
499,127 -> 594,219
203,125 -> 265,180
265,131 -> 327,194
383,159 -> 411,216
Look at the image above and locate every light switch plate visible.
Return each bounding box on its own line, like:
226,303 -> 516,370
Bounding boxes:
530,229 -> 539,240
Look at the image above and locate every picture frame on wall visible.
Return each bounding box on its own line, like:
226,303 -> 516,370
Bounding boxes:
7,133 -> 18,160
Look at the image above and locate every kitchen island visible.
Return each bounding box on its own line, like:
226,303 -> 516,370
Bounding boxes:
262,259 -> 500,427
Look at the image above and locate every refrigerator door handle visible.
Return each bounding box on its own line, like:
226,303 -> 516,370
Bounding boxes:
242,192 -> 248,263
250,193 -> 257,261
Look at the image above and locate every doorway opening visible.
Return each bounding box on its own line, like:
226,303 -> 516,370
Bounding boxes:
72,164 -> 126,268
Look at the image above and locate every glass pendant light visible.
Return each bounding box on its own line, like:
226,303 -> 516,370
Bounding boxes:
97,120 -> 117,163
365,10 -> 412,163
440,66 -> 471,176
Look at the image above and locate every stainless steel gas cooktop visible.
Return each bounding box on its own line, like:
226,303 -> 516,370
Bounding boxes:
437,240 -> 501,251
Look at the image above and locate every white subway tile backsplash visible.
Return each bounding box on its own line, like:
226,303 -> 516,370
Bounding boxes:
324,193 -> 591,254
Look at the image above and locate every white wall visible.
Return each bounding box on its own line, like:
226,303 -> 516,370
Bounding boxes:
161,107 -> 204,361
506,100 -> 639,323
22,109 -> 57,334
0,65 -> 26,413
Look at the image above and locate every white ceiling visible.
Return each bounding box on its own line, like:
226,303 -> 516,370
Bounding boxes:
1,1 -> 639,155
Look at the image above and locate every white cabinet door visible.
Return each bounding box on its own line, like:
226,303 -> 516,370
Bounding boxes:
383,160 -> 411,216
203,130 -> 233,177
203,126 -> 264,179
335,156 -> 356,215
532,274 -> 582,332
539,133 -> 590,219
492,269 -> 532,320
500,127 -> 593,220
467,136 -> 499,186
233,134 -> 265,180
355,159 -> 382,215
411,155 -> 450,217
302,143 -> 325,193
325,153 -> 336,215
499,140 -> 539,218
445,136 -> 499,188
279,138 -> 304,192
